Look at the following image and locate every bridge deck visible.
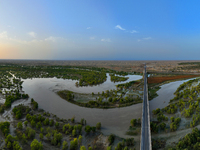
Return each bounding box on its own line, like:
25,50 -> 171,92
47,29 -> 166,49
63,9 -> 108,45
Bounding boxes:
140,65 -> 152,150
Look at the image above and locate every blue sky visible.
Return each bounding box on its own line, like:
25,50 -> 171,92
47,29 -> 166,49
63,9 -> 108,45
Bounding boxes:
0,0 -> 200,60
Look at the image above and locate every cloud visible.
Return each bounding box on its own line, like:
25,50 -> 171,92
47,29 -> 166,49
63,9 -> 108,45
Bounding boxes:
0,31 -> 8,39
130,30 -> 138,33
101,38 -> 111,42
87,27 -> 91,29
44,36 -> 67,42
137,37 -> 152,42
143,37 -> 152,40
90,37 -> 95,40
28,32 -> 37,38
115,25 -> 125,30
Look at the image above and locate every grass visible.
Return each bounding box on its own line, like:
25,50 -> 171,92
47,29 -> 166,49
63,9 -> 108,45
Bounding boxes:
148,86 -> 161,100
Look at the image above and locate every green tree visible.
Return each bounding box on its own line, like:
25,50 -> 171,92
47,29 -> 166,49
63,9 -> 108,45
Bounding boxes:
31,120 -> 36,128
107,146 -> 112,150
70,138 -> 78,150
71,116 -> 75,123
62,141 -> 68,150
108,134 -> 115,145
31,139 -> 43,150
88,147 -> 92,150
55,122 -> 59,128
24,121 -> 28,126
96,122 -> 101,130
85,125 -> 91,134
72,129 -> 76,136
80,146 -> 86,150
17,122 -> 23,130
78,135 -> 82,145
130,119 -> 137,126
39,133 -> 43,140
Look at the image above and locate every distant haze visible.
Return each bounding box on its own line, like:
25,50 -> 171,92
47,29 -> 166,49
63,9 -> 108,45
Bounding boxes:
1,1 -> 200,60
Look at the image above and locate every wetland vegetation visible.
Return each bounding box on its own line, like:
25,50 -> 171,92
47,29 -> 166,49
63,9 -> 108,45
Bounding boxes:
150,77 -> 200,149
2,62 -> 200,149
57,89 -> 142,109
0,63 -> 142,150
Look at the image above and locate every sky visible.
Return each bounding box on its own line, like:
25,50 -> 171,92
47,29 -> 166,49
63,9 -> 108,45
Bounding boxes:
1,0 -> 200,60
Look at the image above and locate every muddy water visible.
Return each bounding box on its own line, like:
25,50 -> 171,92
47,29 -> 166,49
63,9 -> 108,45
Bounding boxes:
22,74 -> 142,138
149,78 -> 196,115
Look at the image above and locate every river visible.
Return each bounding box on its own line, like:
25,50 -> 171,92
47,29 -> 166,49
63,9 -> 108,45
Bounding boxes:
22,74 -> 142,138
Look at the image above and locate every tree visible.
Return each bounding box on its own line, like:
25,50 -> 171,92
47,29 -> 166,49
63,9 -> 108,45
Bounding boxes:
39,133 -> 43,140
0,121 -> 10,136
71,116 -> 75,123
72,129 -> 76,136
130,119 -> 137,126
80,146 -> 86,150
81,118 -> 85,125
31,120 -> 36,128
70,138 -> 78,150
26,127 -> 36,139
55,122 -> 59,128
24,121 -> 28,126
108,134 -> 115,145
96,122 -> 101,130
62,141 -> 68,150
88,147 -> 92,150
107,146 -> 112,150
31,139 -> 43,150
13,141 -> 22,150
85,125 -> 91,134
22,133 -> 27,144
17,122 -> 23,130
78,135 -> 82,145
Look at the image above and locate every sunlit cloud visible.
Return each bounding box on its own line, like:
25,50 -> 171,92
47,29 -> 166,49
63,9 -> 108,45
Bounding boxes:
0,31 -> 8,39
101,38 -> 111,42
28,31 -> 37,38
44,36 -> 68,42
115,25 -> 125,30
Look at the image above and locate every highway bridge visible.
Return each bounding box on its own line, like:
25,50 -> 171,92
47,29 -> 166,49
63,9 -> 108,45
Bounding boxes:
140,65 -> 152,150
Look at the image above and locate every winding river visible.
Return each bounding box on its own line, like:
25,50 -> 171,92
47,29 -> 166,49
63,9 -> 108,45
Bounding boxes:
21,73 -> 194,138
22,74 -> 142,138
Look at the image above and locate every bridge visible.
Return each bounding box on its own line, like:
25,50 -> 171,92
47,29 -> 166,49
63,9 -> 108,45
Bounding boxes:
140,64 -> 152,150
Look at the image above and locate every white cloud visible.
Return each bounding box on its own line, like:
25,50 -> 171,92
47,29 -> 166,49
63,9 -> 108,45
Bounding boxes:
90,37 -> 95,40
143,37 -> 152,40
87,27 -> 91,29
101,38 -> 111,42
115,25 -> 125,30
0,31 -> 8,39
137,37 -> 152,42
45,36 -> 56,42
44,36 -> 68,43
28,32 -> 37,38
130,30 -> 138,33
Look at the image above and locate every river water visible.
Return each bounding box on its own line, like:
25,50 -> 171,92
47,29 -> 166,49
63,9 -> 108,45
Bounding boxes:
21,72 -> 195,138
22,74 -> 142,138
149,78 -> 196,114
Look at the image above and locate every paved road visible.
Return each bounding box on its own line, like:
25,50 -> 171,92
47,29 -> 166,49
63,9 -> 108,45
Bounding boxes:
141,65 -> 151,150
